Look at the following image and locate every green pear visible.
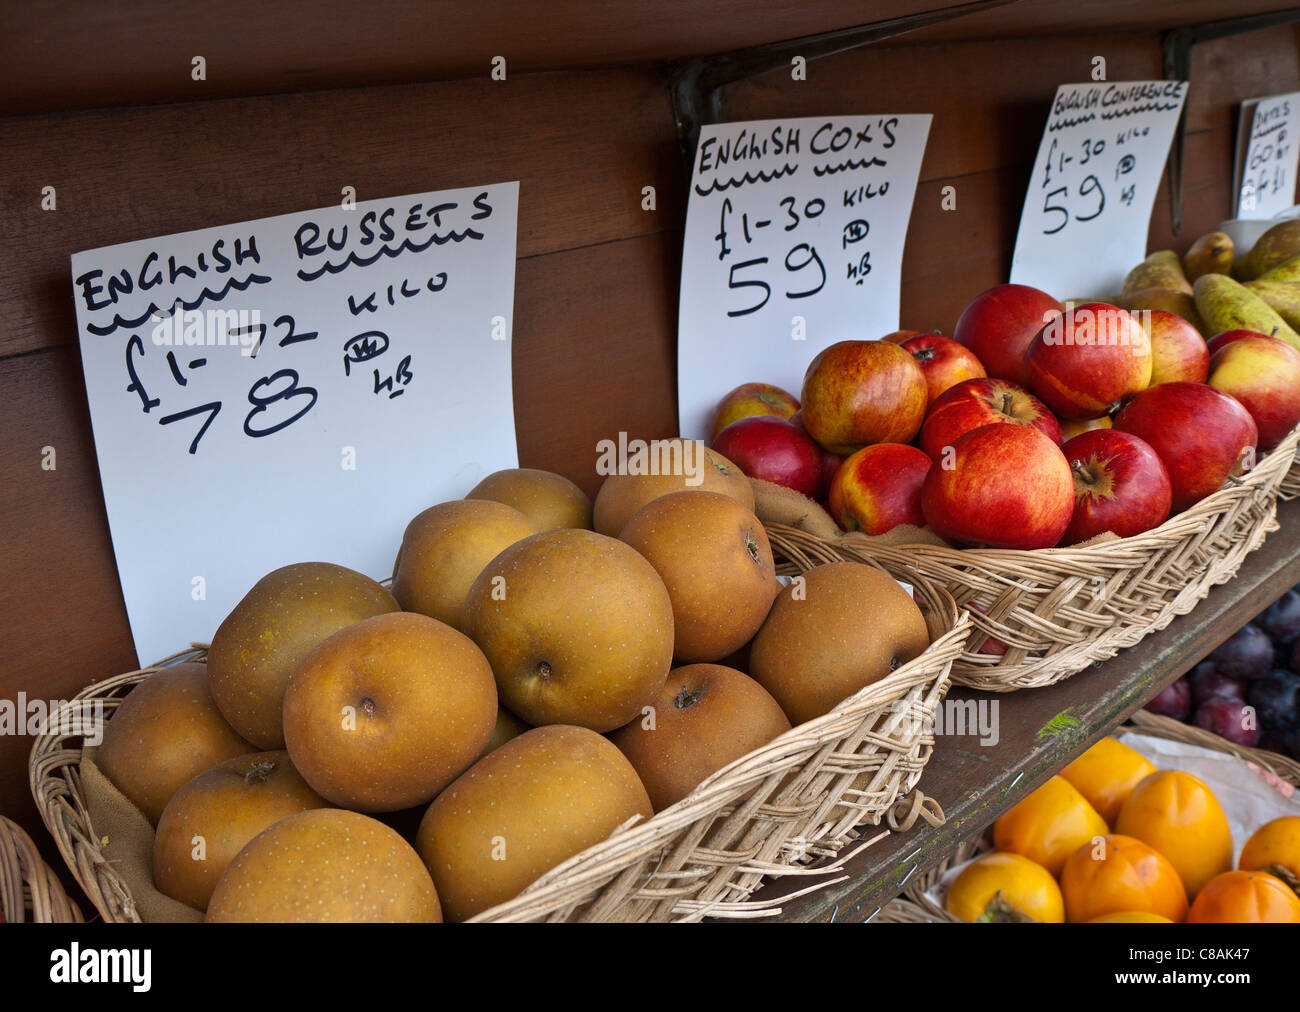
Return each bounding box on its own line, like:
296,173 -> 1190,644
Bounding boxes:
1256,253 -> 1300,284
1243,280 -> 1300,335
1122,250 -> 1193,300
1194,273 -> 1300,352
1234,220 -> 1300,280
1182,231 -> 1234,281
1121,287 -> 1207,336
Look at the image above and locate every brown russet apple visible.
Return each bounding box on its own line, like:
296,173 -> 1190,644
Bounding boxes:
829,443 -> 931,535
207,562 -> 399,749
708,382 -> 799,441
901,333 -> 987,406
1143,310 -> 1209,385
749,562 -> 930,725
953,283 -> 1064,386
283,612 -> 497,812
592,440 -> 754,537
207,809 -> 441,922
466,468 -> 592,532
1025,303 -> 1153,419
1113,382 -> 1258,512
416,725 -> 652,921
800,340 -> 928,455
392,499 -> 537,630
610,664 -> 791,811
1207,335 -> 1300,449
918,377 -> 1061,460
711,415 -> 822,498
480,706 -> 530,759
921,424 -> 1074,549
1060,430 -> 1172,546
619,491 -> 777,663
96,662 -> 254,825
152,750 -> 329,911
460,529 -> 673,731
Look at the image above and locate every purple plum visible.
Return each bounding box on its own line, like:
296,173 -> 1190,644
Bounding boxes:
1188,660 -> 1247,707
1256,590 -> 1300,643
1209,624 -> 1275,681
1145,677 -> 1191,720
1246,670 -> 1300,730
1194,698 -> 1261,747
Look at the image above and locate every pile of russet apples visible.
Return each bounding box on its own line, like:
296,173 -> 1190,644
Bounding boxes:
94,457 -> 931,922
710,273 -> 1300,552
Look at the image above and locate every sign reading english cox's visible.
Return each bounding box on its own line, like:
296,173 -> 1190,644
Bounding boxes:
70,184 -> 520,664
676,115 -> 931,440
1011,81 -> 1187,298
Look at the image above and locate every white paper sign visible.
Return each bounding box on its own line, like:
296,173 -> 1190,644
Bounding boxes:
676,115 -> 931,438
1234,92 -> 1300,218
70,184 -> 521,664
1010,81 -> 1188,298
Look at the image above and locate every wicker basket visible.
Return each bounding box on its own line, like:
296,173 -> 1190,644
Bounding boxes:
0,814 -> 83,923
841,424 -> 1300,692
877,709 -> 1300,923
30,527 -> 968,923
1281,453 -> 1300,501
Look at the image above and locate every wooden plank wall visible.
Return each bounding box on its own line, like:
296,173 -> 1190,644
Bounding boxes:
1,25 -> 1298,847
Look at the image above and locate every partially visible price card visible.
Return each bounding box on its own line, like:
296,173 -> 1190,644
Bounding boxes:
70,184 -> 520,664
1010,81 -> 1187,298
1234,92 -> 1300,218
676,114 -> 931,439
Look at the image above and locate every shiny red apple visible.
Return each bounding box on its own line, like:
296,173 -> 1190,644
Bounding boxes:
708,382 -> 799,441
1059,429 -> 1173,546
711,415 -> 822,498
901,333 -> 987,407
918,377 -> 1061,461
1144,310 -> 1209,385
1025,303 -> 1153,419
800,340 -> 928,456
920,424 -> 1075,549
952,283 -> 1064,386
828,443 -> 932,535
1207,335 -> 1300,449
1112,382 -> 1258,512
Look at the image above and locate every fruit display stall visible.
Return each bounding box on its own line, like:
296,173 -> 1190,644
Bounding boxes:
5,0 -> 1300,943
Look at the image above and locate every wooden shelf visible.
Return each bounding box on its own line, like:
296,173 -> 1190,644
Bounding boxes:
752,496 -> 1300,922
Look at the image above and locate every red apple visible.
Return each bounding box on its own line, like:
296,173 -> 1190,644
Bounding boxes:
920,424 -> 1074,550
1113,382 -> 1258,512
1059,415 -> 1112,440
711,415 -> 822,498
918,377 -> 1061,460
1025,303 -> 1153,419
901,333 -> 988,407
828,443 -> 932,535
880,329 -> 922,345
818,446 -> 844,500
1143,310 -> 1209,385
1207,335 -> 1300,449
800,340 -> 928,456
708,382 -> 799,441
952,283 -> 1064,386
1059,429 -> 1172,546
1206,328 -> 1273,355
966,600 -> 1008,656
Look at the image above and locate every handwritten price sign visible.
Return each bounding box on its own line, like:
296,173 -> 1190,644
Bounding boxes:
676,114 -> 931,439
1235,92 -> 1300,218
1010,81 -> 1187,298
71,184 -> 520,663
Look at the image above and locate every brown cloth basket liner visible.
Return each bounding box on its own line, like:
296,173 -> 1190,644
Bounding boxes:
875,709 -> 1300,923
30,525 -> 968,923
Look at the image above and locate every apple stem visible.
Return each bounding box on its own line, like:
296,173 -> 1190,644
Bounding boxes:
674,687 -> 702,710
244,759 -> 276,784
1001,393 -> 1014,415
1071,459 -> 1097,484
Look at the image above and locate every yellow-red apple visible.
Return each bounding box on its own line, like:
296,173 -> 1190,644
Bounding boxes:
918,377 -> 1061,460
1113,382 -> 1258,512
1025,303 -> 1153,419
1207,336 -> 1300,449
828,443 -> 932,535
953,284 -> 1064,386
800,340 -> 928,455
1144,310 -> 1209,385
712,415 -> 822,498
1059,415 -> 1112,440
920,425 -> 1074,549
901,333 -> 988,407
1059,430 -> 1172,545
708,382 -> 799,441
1207,328 -> 1276,355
